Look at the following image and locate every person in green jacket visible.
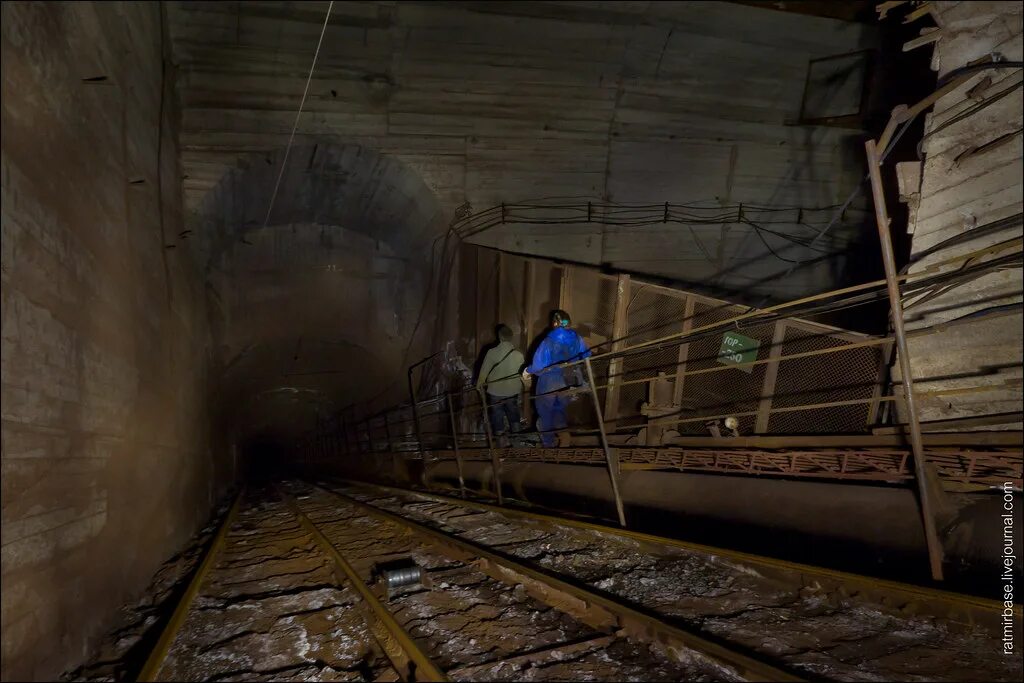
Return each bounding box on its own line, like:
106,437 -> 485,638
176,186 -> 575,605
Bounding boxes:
476,324 -> 526,437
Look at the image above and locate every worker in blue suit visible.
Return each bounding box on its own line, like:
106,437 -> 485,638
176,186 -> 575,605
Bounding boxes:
522,309 -> 591,447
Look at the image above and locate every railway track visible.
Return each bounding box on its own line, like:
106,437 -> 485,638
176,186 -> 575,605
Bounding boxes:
323,479 -> 1021,683
78,480 -> 1019,682
129,483 -> 786,682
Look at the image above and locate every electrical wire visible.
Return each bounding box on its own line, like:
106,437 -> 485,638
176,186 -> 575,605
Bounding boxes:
902,212 -> 1023,272
261,1 -> 334,230
917,78 -> 1023,158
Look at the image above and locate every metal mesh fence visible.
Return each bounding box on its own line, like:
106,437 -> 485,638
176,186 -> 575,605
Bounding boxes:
769,326 -> 884,434
343,243 -> 889,456
617,287 -> 688,430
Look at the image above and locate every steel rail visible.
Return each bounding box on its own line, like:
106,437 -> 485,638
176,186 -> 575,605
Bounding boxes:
277,487 -> 448,683
335,480 -> 1021,633
137,490 -> 244,682
316,483 -> 803,683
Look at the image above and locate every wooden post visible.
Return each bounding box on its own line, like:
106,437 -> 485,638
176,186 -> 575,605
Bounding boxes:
447,393 -> 466,498
865,138 -> 944,582
478,388 -> 503,504
585,357 -> 627,527
673,295 -> 697,408
755,321 -> 788,434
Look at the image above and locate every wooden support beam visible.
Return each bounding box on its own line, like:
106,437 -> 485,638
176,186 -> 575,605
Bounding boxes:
672,295 -> 697,409
756,322 -> 788,434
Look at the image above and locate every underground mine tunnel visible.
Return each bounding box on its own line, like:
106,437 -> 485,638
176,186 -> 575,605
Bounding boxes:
1,1 -> 1022,681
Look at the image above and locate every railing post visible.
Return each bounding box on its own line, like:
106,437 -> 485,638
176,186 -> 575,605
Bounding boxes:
756,321 -> 788,434
584,357 -> 627,527
865,138 -> 944,582
383,409 -> 392,452
447,392 -> 466,498
478,388 -> 503,504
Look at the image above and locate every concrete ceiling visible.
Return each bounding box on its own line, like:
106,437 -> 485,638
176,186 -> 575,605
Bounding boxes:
165,1 -> 878,438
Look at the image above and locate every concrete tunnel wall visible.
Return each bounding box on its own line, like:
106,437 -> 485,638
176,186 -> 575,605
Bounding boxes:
1,6 -> 454,679
1,3 -> 232,680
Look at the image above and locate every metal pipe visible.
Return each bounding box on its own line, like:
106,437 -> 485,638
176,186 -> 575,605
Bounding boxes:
584,357 -> 627,527
864,138 -> 945,582
477,388 -> 503,504
447,392 -> 466,498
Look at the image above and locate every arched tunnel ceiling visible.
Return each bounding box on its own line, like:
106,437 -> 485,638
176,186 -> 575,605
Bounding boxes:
194,142 -> 445,268
165,1 -> 879,440
167,0 -> 877,302
195,143 -> 445,442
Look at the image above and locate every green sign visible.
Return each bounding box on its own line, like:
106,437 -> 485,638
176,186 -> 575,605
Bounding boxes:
718,331 -> 761,373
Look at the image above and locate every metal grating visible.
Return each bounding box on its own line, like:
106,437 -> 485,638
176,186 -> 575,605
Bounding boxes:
769,326 -> 882,434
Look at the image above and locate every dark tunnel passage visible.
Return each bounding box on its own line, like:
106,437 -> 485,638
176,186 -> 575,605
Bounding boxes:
196,142 -> 448,457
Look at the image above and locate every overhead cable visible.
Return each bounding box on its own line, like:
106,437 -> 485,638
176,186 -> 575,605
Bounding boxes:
261,1 -> 334,231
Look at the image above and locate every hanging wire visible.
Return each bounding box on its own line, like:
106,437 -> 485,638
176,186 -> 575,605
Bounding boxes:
261,1 -> 334,230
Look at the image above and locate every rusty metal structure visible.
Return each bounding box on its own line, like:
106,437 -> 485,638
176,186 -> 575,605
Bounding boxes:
295,67 -> 1024,581
303,238 -> 1021,473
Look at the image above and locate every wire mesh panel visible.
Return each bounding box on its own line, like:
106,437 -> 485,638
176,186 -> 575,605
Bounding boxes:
677,300 -> 776,435
563,270 -> 617,429
769,325 -> 883,434
570,270 -> 617,348
617,286 -> 689,430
